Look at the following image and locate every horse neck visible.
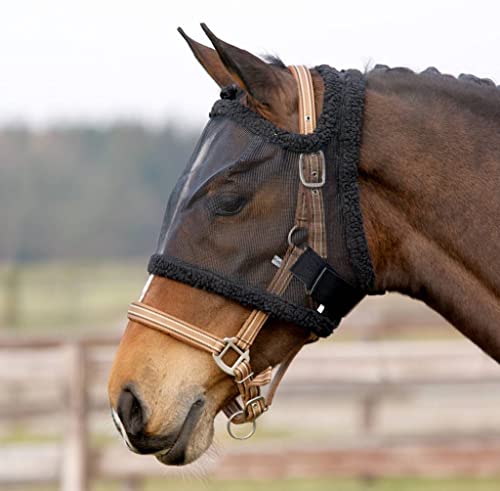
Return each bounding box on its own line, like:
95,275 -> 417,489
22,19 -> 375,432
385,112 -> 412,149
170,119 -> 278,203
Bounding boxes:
359,74 -> 500,362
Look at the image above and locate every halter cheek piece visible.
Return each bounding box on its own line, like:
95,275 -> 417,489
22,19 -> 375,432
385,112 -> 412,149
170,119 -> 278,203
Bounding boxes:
128,66 -> 350,439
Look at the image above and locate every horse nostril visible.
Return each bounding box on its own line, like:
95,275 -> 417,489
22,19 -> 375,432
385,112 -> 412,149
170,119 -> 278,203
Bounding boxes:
192,396 -> 205,409
117,387 -> 147,436
112,390 -> 206,457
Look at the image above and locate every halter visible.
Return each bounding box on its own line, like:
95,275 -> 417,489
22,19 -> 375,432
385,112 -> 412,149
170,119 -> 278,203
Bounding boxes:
128,65 -> 329,439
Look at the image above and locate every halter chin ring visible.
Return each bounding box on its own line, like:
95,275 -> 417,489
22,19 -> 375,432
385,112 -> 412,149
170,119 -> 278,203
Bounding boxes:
212,337 -> 250,376
227,410 -> 257,440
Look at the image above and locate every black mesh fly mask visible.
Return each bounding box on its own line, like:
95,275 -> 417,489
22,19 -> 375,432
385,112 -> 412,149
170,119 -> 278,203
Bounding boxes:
128,64 -> 376,439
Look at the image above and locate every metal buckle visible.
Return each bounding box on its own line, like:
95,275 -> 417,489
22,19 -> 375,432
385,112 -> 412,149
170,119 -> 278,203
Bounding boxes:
299,151 -> 326,188
245,395 -> 267,413
212,337 -> 250,376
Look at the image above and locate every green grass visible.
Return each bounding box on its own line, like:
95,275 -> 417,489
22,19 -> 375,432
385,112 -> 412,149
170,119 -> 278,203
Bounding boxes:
0,426 -> 59,445
0,259 -> 146,331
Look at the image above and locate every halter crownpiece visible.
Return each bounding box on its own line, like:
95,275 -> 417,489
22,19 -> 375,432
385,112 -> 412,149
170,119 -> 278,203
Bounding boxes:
288,65 -> 317,134
129,64 -> 375,439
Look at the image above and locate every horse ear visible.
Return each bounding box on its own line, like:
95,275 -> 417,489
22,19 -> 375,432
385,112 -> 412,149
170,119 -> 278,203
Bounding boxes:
200,23 -> 292,108
177,27 -> 235,88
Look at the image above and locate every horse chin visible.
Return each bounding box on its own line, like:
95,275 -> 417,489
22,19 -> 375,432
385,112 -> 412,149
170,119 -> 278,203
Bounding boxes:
155,412 -> 215,466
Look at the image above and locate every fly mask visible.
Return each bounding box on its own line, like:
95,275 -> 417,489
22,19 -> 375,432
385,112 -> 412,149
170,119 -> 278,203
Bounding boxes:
127,64 -> 377,439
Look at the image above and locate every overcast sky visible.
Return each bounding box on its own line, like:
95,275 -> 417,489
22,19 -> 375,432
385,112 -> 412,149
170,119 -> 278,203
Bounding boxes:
1,0 -> 498,128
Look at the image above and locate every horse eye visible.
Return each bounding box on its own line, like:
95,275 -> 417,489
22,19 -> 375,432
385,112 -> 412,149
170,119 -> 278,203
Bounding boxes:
213,193 -> 247,216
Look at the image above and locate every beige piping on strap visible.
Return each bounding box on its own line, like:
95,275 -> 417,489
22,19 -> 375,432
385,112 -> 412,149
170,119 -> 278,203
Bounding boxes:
128,302 -> 225,354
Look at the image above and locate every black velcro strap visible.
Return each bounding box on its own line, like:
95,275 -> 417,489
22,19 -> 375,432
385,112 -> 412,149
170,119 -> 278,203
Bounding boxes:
290,248 -> 364,320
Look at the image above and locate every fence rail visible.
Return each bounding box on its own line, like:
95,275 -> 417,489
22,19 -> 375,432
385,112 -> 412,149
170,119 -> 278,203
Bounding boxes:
1,336 -> 500,489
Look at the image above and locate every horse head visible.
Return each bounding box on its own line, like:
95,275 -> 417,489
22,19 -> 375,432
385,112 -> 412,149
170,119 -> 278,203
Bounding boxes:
108,25 -> 500,466
108,25 -> 337,465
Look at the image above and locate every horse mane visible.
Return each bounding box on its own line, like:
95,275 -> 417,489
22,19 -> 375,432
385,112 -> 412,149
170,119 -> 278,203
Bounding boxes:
365,64 -> 500,120
369,64 -> 499,90
264,54 -> 499,93
262,54 -> 500,116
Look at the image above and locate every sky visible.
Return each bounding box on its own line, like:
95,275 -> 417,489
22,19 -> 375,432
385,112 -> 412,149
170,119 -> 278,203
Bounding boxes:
1,0 -> 499,128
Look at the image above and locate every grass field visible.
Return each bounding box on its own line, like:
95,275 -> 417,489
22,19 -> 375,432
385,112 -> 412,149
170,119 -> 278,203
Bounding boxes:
0,259 -> 147,332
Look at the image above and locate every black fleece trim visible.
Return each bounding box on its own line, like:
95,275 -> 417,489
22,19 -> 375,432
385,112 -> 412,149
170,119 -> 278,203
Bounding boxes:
332,69 -> 376,291
209,66 -> 344,153
148,254 -> 338,338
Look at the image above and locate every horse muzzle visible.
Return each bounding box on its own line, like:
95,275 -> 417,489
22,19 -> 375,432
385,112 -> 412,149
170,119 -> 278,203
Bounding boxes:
111,385 -> 206,465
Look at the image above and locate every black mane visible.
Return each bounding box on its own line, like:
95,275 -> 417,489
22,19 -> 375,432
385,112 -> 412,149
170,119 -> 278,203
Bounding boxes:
369,64 -> 499,90
265,55 -> 499,94
262,55 -> 500,114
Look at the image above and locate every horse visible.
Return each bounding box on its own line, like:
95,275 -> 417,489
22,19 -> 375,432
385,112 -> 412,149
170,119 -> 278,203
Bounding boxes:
108,24 -> 500,466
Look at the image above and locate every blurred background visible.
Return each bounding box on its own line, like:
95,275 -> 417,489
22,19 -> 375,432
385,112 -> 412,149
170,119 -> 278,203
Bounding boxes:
2,1 -> 500,490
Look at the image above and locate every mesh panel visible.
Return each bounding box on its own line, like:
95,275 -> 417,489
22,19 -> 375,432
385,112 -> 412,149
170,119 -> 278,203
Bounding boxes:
157,116 -> 307,306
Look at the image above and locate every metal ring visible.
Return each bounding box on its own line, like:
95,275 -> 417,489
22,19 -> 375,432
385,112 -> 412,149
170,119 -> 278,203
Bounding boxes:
287,225 -> 299,247
226,410 -> 257,440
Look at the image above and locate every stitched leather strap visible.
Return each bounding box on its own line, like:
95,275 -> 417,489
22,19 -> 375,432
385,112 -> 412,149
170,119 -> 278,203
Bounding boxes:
289,65 -> 316,134
235,247 -> 300,351
128,302 -> 225,353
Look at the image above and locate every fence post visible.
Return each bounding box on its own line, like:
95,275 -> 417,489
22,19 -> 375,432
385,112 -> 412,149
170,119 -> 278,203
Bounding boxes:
121,477 -> 142,491
361,391 -> 379,435
61,342 -> 88,491
4,263 -> 20,328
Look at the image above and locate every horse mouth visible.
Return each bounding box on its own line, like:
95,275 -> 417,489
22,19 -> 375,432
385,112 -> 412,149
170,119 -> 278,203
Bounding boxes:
154,398 -> 205,466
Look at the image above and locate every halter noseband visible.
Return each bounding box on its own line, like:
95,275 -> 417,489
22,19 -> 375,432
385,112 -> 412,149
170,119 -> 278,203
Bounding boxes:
128,65 -> 327,439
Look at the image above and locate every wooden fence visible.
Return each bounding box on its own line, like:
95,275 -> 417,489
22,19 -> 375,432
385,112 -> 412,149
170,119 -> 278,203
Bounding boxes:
1,336 -> 500,490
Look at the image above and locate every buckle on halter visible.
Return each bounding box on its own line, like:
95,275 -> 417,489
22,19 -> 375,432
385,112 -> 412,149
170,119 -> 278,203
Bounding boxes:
245,395 -> 267,413
299,151 -> 326,188
213,337 -> 250,376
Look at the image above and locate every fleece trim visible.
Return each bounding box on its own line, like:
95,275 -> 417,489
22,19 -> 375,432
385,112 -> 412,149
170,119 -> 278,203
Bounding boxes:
148,254 -> 338,338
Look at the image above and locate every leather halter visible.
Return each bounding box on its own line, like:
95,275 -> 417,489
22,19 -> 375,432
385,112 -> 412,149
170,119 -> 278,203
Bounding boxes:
127,65 -> 327,439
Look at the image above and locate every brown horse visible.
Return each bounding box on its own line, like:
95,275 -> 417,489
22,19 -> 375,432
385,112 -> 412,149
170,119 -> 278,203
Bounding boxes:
108,25 -> 500,465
